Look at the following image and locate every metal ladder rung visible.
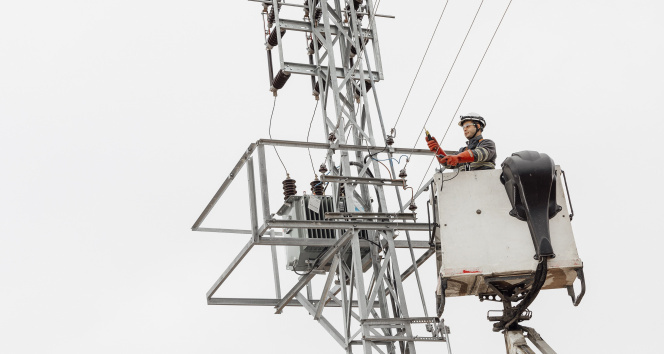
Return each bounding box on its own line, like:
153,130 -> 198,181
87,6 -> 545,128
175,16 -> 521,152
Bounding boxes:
361,317 -> 439,326
361,336 -> 446,342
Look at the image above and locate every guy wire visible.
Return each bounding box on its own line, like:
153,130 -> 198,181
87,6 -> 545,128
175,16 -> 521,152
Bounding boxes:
392,0 -> 449,132
268,96 -> 289,175
306,100 -> 320,178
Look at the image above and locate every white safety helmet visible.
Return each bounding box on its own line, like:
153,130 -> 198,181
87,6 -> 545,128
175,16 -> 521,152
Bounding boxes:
458,112 -> 486,129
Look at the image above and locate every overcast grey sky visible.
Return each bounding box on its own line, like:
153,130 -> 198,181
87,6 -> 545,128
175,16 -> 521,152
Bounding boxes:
1,1 -> 663,353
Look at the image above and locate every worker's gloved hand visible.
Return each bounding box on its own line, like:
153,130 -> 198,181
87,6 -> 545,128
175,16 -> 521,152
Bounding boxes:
439,150 -> 474,167
426,135 -> 441,154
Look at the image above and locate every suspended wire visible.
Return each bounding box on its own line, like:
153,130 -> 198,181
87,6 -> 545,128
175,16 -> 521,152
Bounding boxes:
371,154 -> 410,164
416,155 -> 440,195
268,96 -> 289,175
439,0 -> 513,145
344,101 -> 360,144
404,0 -> 485,168
369,0 -> 382,29
306,100 -> 320,178
391,0 -> 449,132
375,160 -> 393,179
414,0 -> 514,193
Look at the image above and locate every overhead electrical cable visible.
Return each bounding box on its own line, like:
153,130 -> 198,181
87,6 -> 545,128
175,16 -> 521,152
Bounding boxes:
306,100 -> 320,178
405,0 -> 485,167
268,96 -> 289,175
438,0 -> 513,145
414,0 -> 514,194
391,0 -> 449,133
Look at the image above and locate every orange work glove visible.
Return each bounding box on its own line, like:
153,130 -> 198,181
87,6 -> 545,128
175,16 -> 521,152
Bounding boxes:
426,134 -> 442,154
439,150 -> 474,167
436,154 -> 446,164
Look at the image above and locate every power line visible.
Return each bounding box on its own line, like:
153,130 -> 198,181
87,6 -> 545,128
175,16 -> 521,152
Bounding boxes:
414,0 -> 514,193
439,0 -> 513,145
391,0 -> 449,132
306,100 -> 320,178
268,96 -> 289,175
406,0 -> 485,166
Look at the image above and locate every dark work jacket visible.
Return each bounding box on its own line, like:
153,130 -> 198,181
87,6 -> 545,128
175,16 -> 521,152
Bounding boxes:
457,134 -> 496,171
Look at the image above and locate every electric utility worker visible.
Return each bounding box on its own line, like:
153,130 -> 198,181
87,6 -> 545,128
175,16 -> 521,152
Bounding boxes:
425,113 -> 497,171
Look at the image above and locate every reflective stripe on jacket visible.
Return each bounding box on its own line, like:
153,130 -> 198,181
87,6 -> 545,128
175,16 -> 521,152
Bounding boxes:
457,135 -> 496,171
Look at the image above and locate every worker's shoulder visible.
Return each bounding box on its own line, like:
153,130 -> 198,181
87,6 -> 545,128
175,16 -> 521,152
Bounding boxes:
478,137 -> 495,146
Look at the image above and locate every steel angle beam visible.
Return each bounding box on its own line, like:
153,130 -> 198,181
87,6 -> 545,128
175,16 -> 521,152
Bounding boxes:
255,237 -> 431,248
207,297 -> 374,308
262,219 -> 431,233
206,238 -> 254,299
296,293 -> 347,350
247,0 -> 395,18
365,248 -> 392,310
324,212 -> 416,221
257,144 -> 282,298
274,230 -> 354,314
393,240 -> 432,249
314,255 -> 339,320
277,19 -> 373,39
256,138 -> 452,156
256,237 -> 340,247
361,336 -> 445,342
192,144 -> 256,230
247,157 -> 259,241
393,239 -> 432,248
312,30 -> 339,62
361,317 -> 440,326
194,227 -> 283,236
325,292 -> 384,339
400,248 -> 435,282
320,175 -> 406,187
283,62 -> 380,81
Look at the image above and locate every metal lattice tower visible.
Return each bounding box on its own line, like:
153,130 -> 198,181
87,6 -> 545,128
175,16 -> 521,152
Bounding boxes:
193,1 -> 451,353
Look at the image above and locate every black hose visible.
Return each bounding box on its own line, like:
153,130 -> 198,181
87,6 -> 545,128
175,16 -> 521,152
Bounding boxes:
500,258 -> 549,330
